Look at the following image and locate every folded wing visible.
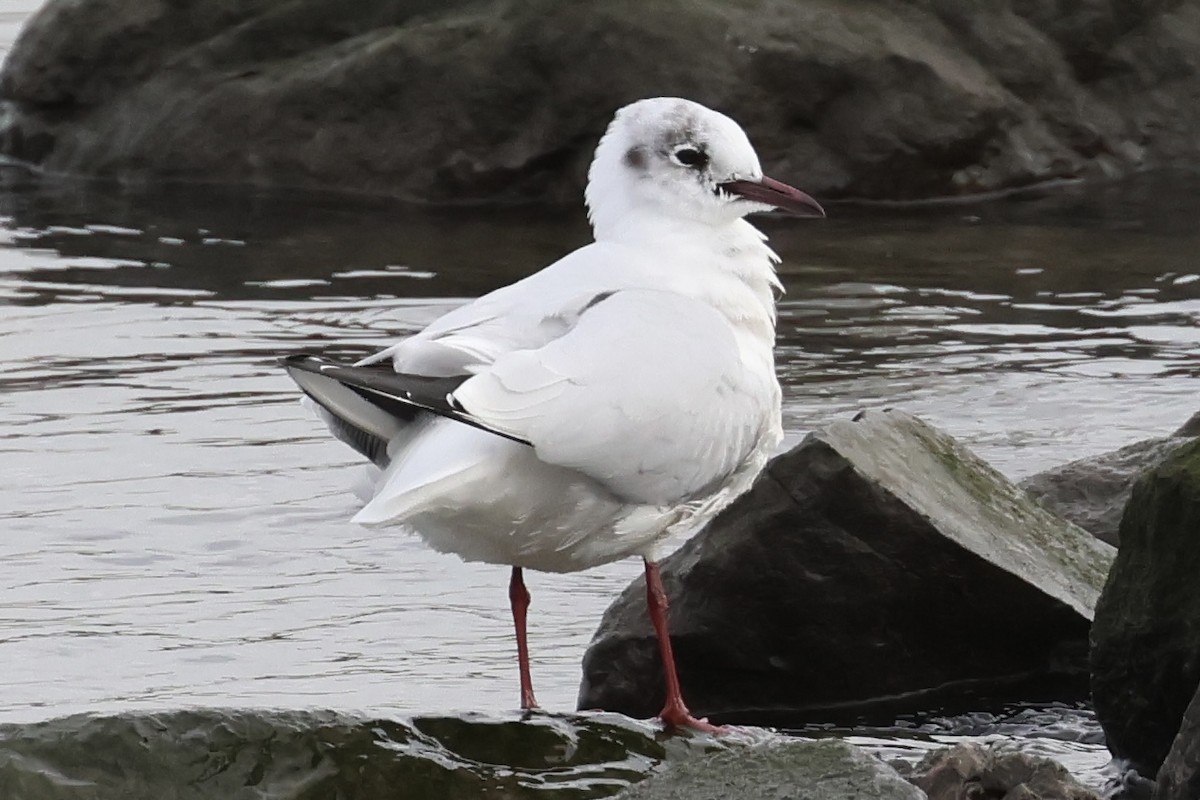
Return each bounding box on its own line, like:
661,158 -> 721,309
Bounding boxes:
453,289 -> 775,505
288,280 -> 776,512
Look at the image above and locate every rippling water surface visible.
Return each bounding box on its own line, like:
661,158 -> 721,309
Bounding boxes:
2,163 -> 1199,792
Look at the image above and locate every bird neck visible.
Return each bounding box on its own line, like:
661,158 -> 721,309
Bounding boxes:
596,208 -> 780,305
593,209 -> 782,375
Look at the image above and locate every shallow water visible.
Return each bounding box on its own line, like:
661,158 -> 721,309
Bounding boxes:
3,171 -> 1198,795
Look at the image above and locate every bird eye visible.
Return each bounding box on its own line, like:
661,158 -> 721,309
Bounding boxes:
672,147 -> 708,168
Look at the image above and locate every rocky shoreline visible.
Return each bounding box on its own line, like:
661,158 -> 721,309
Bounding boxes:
2,409 -> 1189,800
577,408 -> 1200,799
0,707 -> 1109,800
580,409 -> 1113,725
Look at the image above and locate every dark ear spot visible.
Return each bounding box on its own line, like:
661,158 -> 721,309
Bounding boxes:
623,146 -> 647,171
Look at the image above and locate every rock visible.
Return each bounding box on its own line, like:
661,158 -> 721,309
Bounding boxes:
1091,438 -> 1200,780
616,738 -> 924,800
579,409 -> 1115,724
0,709 -> 704,800
1176,412 -> 1200,438
912,742 -> 1099,800
1020,411 -> 1200,546
1154,680 -> 1200,800
3,1 -> 1200,203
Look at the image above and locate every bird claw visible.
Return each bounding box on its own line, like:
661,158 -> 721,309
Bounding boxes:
658,704 -> 726,734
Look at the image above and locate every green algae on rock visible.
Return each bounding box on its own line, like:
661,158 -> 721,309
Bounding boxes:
1091,437 -> 1200,780
0,709 -> 712,800
617,738 -> 923,800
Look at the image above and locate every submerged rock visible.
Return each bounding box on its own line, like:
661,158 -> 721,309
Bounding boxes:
1154,681 -> 1200,800
617,738 -> 923,800
1091,438 -> 1200,780
1020,411 -> 1200,546
3,1 -> 1200,202
579,409 -> 1114,724
912,742 -> 1099,800
0,709 -> 705,800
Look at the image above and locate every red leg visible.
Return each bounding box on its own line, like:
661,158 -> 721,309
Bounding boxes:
509,566 -> 539,710
643,559 -> 722,733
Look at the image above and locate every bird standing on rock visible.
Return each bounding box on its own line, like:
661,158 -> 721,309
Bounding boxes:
284,97 -> 824,731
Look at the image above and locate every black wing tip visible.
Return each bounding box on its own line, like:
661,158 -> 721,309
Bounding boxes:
281,354 -> 346,378
280,352 -> 533,448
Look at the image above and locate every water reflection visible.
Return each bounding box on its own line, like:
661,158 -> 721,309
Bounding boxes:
0,172 -> 1197,757
0,172 -> 590,304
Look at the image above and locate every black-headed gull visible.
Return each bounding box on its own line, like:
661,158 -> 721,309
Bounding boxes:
284,97 -> 824,731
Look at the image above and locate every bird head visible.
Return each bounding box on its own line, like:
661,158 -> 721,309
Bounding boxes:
586,97 -> 824,237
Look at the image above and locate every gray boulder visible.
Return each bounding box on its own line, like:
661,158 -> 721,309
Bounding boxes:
1154,680 -> 1200,800
617,738 -> 924,800
4,1 -> 1200,202
912,742 -> 1099,800
579,409 -> 1114,724
1091,437 -> 1200,780
1020,411 -> 1200,546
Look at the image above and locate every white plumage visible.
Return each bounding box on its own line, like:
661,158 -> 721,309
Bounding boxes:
285,96 -> 824,728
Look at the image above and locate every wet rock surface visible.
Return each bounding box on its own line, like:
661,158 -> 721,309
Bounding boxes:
579,409 -> 1114,724
617,738 -> 923,800
1154,680 -> 1200,800
0,706 -> 1113,800
4,1 -> 1200,202
1021,411 -> 1200,546
1091,438 -> 1200,780
0,709 -> 707,800
912,742 -> 1100,800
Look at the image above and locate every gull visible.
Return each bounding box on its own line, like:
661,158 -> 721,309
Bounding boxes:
283,97 -> 824,731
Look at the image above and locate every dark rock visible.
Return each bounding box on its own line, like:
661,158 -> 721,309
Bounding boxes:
1109,769 -> 1157,800
1176,411 -> 1200,438
912,742 -> 1099,800
579,409 -> 1114,724
617,738 -> 924,800
1091,438 -> 1200,779
1154,680 -> 1200,800
0,709 -> 706,800
4,1 -> 1200,202
1020,411 -> 1200,546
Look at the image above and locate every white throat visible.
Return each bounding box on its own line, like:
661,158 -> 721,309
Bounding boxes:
594,208 -> 784,382
582,97 -> 788,375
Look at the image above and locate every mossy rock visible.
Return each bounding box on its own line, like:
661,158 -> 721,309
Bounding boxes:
617,738 -> 923,800
0,709 -> 708,800
1091,437 -> 1200,778
582,409 -> 1114,724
